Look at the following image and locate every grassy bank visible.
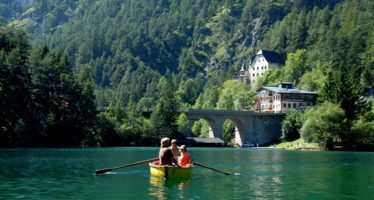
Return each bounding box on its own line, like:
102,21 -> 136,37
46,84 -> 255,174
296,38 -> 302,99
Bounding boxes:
275,138 -> 320,150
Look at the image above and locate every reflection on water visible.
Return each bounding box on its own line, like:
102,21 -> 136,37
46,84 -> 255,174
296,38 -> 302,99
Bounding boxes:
148,177 -> 190,199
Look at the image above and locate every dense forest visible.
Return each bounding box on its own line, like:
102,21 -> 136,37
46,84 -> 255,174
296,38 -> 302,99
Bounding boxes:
0,0 -> 373,149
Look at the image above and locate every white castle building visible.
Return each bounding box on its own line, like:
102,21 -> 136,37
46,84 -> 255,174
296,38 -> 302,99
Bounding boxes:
236,50 -> 284,88
234,50 -> 318,112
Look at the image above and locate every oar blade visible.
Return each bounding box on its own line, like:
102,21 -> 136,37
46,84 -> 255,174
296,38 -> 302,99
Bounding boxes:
95,168 -> 112,175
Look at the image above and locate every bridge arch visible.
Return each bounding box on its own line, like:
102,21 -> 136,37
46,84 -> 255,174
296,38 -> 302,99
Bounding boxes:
181,109 -> 285,146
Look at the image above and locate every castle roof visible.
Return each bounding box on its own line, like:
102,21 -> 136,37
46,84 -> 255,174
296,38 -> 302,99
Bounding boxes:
240,63 -> 245,71
257,82 -> 317,95
260,86 -> 317,94
255,50 -> 284,65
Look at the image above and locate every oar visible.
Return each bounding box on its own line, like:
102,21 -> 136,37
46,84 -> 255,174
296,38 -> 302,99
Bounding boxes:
95,157 -> 159,175
193,162 -> 233,175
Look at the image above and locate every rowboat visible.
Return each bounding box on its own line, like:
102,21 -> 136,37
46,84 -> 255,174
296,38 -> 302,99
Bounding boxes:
149,161 -> 192,179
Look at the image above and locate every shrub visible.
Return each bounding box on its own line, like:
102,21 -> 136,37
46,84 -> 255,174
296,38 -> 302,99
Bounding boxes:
300,102 -> 347,149
281,109 -> 303,141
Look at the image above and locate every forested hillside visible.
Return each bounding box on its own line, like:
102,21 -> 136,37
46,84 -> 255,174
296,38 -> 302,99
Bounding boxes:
5,0 -> 354,107
1,0 -> 373,148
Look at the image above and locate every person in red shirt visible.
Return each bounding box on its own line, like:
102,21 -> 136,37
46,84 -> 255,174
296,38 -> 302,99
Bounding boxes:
178,145 -> 192,167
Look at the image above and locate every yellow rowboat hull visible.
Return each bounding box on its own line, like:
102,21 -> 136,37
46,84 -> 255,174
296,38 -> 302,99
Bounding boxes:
149,162 -> 192,179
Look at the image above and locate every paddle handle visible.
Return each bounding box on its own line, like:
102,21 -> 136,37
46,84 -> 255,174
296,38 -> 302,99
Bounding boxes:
95,157 -> 159,175
110,157 -> 159,170
194,162 -> 232,175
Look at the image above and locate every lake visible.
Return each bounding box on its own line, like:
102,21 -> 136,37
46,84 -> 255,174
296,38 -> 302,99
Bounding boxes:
0,147 -> 373,199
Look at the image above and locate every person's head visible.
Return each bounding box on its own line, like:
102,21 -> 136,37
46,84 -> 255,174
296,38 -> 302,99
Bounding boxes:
160,137 -> 170,148
180,145 -> 187,152
171,139 -> 177,147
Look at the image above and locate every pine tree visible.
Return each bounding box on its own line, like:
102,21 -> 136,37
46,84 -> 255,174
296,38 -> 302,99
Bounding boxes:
151,77 -> 179,139
0,28 -> 31,146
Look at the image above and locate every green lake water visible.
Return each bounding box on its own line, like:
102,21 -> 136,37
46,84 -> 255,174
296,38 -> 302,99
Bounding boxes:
0,147 -> 373,200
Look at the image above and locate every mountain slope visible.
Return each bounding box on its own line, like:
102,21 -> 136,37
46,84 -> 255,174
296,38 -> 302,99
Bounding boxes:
4,0 -> 372,109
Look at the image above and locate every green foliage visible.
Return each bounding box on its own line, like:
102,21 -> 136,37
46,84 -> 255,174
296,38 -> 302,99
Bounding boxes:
177,76 -> 204,106
123,100 -> 141,134
177,113 -> 190,136
216,80 -> 249,110
7,0 -> 322,110
261,0 -> 373,96
29,47 -> 97,146
0,27 -> 98,147
191,120 -> 209,138
150,77 -> 179,139
350,98 -> 374,147
298,62 -> 324,92
319,66 -> 362,121
2,0 -> 374,147
94,113 -> 122,146
0,27 -> 31,146
255,67 -> 285,89
223,120 -> 235,144
351,120 -> 374,147
137,97 -> 156,113
216,91 -> 234,110
191,120 -> 201,137
194,85 -> 221,109
235,90 -> 257,110
352,115 -> 374,147
200,121 -> 210,138
301,102 -> 347,149
283,49 -> 309,84
281,110 -> 303,141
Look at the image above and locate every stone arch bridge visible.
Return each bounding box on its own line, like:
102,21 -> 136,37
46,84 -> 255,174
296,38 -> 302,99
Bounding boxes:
180,109 -> 285,146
